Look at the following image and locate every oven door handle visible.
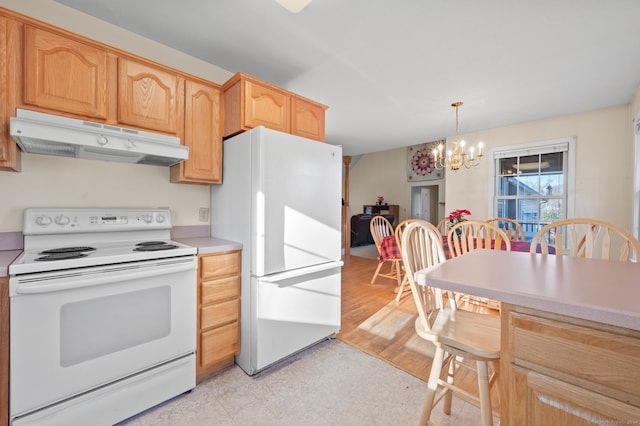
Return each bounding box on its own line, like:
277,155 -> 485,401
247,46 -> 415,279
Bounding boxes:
14,259 -> 196,294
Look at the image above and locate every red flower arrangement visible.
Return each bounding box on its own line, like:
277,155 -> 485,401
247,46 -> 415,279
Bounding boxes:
447,209 -> 471,227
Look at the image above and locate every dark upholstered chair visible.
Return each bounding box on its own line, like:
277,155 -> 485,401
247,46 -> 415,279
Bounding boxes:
351,214 -> 374,246
351,214 -> 395,247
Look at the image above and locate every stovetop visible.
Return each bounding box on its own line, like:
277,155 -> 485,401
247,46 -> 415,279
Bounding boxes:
10,208 -> 197,275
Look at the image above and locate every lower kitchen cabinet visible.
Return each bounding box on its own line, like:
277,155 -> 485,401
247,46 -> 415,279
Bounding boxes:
196,250 -> 241,382
500,303 -> 640,425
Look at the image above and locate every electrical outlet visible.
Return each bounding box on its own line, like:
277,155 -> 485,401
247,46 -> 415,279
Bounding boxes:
198,208 -> 209,222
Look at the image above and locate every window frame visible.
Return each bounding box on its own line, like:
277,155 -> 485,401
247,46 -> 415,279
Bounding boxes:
487,137 -> 576,240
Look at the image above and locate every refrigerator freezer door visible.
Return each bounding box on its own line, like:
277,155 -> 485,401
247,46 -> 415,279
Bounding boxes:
241,261 -> 342,375
251,127 -> 342,277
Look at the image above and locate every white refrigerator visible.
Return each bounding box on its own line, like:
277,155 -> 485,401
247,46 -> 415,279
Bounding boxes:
211,126 -> 343,375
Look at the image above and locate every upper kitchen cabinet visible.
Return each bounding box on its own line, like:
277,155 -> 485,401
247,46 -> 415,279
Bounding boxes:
117,57 -> 183,136
0,16 -> 21,171
0,8 -> 225,181
22,25 -> 111,120
223,72 -> 327,142
291,95 -> 327,142
171,79 -> 223,184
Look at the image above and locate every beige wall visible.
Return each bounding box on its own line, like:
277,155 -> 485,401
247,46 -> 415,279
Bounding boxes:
0,0 -> 234,232
350,104 -> 635,231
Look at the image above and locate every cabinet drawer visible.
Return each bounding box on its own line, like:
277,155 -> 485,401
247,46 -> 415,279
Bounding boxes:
201,299 -> 239,330
508,311 -> 640,402
200,321 -> 239,367
201,275 -> 240,305
200,251 -> 240,279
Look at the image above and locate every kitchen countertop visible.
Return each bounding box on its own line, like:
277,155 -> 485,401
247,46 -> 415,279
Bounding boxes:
0,250 -> 22,277
416,249 -> 640,331
174,236 -> 242,255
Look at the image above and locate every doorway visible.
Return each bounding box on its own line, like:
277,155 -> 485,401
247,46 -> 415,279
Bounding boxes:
409,182 -> 443,224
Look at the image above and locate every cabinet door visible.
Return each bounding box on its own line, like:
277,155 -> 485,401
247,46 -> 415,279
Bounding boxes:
244,79 -> 290,133
23,25 -> 110,119
174,79 -> 222,183
511,367 -> 640,425
0,16 -> 21,171
291,96 -> 326,142
117,57 -> 181,134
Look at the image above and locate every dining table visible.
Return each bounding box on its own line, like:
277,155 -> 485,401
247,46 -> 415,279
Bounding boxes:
414,249 -> 640,424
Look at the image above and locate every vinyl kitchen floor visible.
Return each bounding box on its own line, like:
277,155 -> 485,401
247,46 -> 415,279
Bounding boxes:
118,339 -> 492,426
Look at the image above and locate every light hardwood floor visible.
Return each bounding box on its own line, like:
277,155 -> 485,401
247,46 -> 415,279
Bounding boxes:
337,253 -> 501,412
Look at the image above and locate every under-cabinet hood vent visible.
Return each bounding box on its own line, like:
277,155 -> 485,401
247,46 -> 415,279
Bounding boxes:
10,109 -> 188,167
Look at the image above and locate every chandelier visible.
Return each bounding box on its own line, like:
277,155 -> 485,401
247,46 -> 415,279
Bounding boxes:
432,102 -> 484,171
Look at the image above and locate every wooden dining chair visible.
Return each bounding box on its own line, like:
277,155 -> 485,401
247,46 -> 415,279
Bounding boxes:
369,215 -> 402,288
393,218 -> 441,302
436,217 -> 451,238
447,220 -> 510,310
400,221 -> 500,426
447,220 -> 511,258
530,218 -> 640,261
486,217 -> 525,241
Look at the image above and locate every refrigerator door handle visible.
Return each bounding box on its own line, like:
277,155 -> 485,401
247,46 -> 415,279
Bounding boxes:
256,261 -> 343,282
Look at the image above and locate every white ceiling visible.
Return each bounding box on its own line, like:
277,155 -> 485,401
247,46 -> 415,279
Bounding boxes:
53,0 -> 640,156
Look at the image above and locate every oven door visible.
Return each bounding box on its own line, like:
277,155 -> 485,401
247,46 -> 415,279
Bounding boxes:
9,256 -> 197,418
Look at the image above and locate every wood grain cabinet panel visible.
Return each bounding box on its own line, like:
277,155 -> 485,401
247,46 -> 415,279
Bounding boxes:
243,79 -> 290,133
0,15 -> 22,172
291,95 -> 326,142
501,304 -> 640,425
117,57 -> 182,135
223,72 -> 327,142
201,322 -> 240,369
170,79 -> 222,184
196,250 -> 241,381
23,25 -> 110,119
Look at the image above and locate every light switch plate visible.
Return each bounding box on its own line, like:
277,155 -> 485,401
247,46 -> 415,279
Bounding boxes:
198,208 -> 209,222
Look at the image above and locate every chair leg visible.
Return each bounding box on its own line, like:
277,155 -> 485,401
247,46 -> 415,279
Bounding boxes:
420,347 -> 445,425
443,355 -> 456,415
394,273 -> 408,302
477,360 -> 494,426
370,261 -> 384,284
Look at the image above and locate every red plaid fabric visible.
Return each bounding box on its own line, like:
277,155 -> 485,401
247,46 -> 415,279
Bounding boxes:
379,235 -> 401,263
443,237 -> 555,259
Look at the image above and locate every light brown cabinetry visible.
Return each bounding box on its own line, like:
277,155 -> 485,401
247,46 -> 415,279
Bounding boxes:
223,72 -> 327,142
117,57 -> 182,135
291,95 -> 326,142
170,79 -> 222,184
501,303 -> 640,425
23,25 -> 112,120
0,16 -> 21,172
197,251 -> 241,382
0,8 -> 223,182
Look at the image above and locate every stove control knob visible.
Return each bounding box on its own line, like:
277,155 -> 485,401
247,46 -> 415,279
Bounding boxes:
142,214 -> 154,224
55,215 -> 71,226
35,215 -> 52,226
155,214 -> 166,223
97,135 -> 108,146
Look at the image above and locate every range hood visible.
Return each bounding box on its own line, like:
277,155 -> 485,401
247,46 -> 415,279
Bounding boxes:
10,109 -> 189,166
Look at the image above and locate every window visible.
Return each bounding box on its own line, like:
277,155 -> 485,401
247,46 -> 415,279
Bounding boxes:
489,138 -> 576,241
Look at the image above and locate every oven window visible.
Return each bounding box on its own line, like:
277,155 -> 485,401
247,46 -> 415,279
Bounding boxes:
60,286 -> 171,367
